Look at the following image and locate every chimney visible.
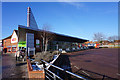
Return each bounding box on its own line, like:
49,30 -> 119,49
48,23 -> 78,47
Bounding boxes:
27,7 -> 31,27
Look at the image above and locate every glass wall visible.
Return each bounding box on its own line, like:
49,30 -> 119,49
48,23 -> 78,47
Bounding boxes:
48,41 -> 83,51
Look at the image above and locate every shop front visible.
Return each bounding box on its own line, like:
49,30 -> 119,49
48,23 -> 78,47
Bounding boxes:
12,45 -> 17,52
2,30 -> 18,53
7,46 -> 11,52
18,41 -> 26,50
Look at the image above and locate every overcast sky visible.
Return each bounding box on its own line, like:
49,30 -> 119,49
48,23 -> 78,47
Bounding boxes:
2,2 -> 118,41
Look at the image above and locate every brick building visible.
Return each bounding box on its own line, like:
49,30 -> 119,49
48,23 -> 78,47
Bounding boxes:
3,30 -> 18,53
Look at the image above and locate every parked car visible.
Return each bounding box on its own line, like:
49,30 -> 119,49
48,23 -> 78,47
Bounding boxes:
81,47 -> 84,50
59,49 -> 62,52
72,48 -> 76,51
65,48 -> 70,52
88,44 -> 95,49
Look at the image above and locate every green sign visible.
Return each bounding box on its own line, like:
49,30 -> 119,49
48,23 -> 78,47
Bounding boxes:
18,41 -> 26,47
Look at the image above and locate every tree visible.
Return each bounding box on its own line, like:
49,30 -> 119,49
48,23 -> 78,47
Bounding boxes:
108,36 -> 113,42
93,32 -> 105,42
40,24 -> 54,53
34,24 -> 56,64
108,35 -> 119,42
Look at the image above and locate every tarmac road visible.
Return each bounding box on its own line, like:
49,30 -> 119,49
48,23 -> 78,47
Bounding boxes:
1,48 -> 119,79
65,48 -> 118,79
0,52 -> 2,80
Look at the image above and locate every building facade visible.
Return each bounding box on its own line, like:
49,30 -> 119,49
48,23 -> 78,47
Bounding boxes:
2,7 -> 88,54
3,30 -> 18,53
0,40 -> 3,52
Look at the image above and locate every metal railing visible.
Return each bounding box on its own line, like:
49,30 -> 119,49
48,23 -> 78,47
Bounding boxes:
41,59 -> 88,80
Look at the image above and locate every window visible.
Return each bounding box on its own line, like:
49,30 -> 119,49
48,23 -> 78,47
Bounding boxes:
8,47 -> 11,52
36,39 -> 40,48
12,47 -> 16,52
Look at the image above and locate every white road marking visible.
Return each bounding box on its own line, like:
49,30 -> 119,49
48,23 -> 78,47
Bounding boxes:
73,65 -> 91,77
74,66 -> 79,69
116,73 -> 120,76
10,73 -> 15,76
82,71 -> 90,76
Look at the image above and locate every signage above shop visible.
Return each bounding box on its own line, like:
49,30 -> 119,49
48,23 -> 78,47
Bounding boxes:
11,31 -> 18,43
18,41 -> 26,47
12,38 -> 17,41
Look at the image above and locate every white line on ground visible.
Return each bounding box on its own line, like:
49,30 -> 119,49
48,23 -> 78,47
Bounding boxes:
116,73 -> 120,76
73,65 -> 91,77
74,66 -> 79,69
82,71 -> 90,76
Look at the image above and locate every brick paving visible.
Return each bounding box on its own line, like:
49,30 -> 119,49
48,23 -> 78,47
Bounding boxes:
2,53 -> 28,79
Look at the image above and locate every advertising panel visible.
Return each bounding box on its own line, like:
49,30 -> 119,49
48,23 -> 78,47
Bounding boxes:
11,31 -> 18,43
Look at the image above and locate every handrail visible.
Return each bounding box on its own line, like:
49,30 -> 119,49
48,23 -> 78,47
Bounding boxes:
45,68 -> 63,80
47,54 -> 61,69
41,59 -> 88,80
